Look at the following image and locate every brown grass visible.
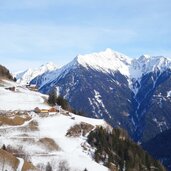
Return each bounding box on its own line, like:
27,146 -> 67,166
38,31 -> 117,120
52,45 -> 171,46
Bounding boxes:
22,161 -> 37,171
0,149 -> 19,170
0,115 -> 31,126
66,122 -> 94,137
0,148 -> 37,171
38,137 -> 60,151
12,120 -> 39,133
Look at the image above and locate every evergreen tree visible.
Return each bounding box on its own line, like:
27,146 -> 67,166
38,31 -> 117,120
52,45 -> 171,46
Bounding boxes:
2,144 -> 6,151
56,96 -> 69,110
46,162 -> 52,171
87,127 -> 166,171
48,88 -> 69,110
48,88 -> 57,106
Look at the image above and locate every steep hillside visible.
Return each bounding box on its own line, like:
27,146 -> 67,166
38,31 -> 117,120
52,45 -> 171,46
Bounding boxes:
0,110 -> 110,171
39,65 -> 134,136
0,64 -> 13,80
0,109 -> 165,171
88,127 -> 165,171
143,128 -> 171,171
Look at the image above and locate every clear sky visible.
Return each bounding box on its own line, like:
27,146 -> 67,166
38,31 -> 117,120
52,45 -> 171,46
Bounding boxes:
0,0 -> 171,72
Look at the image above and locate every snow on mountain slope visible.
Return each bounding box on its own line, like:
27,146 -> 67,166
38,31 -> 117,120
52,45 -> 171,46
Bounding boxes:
76,48 -> 131,76
0,110 -> 109,171
36,114 -> 109,171
0,80 -> 49,110
129,55 -> 171,94
30,49 -> 132,89
130,55 -> 171,80
28,49 -> 171,91
75,50 -> 171,82
32,60 -> 77,89
14,62 -> 57,85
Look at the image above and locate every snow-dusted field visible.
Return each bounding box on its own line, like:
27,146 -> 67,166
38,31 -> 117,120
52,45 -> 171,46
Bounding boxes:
0,112 -> 109,171
0,80 -> 49,110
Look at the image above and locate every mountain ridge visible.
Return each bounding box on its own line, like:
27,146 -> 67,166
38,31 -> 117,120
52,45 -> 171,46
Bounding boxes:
14,62 -> 57,85
15,49 -> 171,144
21,49 -> 171,89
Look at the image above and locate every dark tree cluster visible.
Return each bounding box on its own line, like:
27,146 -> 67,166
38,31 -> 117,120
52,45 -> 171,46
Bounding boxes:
87,127 -> 166,171
48,89 -> 69,110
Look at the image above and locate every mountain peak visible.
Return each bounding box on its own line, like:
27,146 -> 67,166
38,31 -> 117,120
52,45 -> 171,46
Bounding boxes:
15,62 -> 57,85
75,49 -> 131,76
40,62 -> 57,70
138,54 -> 151,62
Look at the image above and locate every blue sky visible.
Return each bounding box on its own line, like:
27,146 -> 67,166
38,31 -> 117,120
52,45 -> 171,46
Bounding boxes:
0,0 -> 171,71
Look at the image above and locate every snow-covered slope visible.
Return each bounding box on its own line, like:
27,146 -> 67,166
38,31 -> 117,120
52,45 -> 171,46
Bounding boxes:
14,62 -> 57,85
73,49 -> 171,81
0,107 -> 109,170
0,80 -> 49,110
75,49 -> 171,80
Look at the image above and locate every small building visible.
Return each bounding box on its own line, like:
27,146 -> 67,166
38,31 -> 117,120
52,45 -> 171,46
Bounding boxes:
40,109 -> 49,113
34,107 -> 57,115
49,107 -> 58,113
34,107 -> 48,113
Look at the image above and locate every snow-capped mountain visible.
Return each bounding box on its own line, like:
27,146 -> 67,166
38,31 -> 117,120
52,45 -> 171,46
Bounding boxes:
75,48 -> 131,76
14,62 -> 57,85
31,49 -> 171,90
130,55 -> 171,80
22,49 -> 171,143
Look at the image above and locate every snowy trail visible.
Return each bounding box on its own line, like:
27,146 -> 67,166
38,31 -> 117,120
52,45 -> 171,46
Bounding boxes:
17,158 -> 24,171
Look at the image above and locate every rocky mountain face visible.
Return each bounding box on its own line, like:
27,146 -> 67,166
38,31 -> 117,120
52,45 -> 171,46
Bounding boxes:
132,69 -> 171,142
23,49 -> 171,144
143,128 -> 171,171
